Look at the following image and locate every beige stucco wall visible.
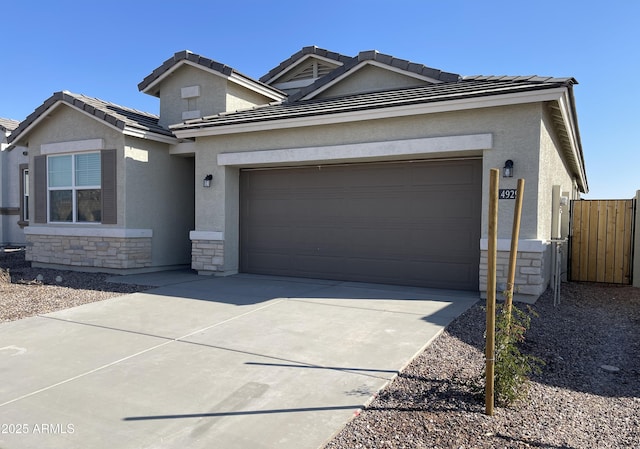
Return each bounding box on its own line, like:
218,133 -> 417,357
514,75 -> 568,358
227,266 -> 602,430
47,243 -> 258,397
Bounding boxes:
226,82 -> 274,112
539,106 -> 575,238
157,65 -> 276,127
317,65 -> 426,99
158,65 -> 228,127
25,105 -> 125,226
22,105 -> 194,270
123,136 -> 194,267
25,105 -> 125,153
1,137 -> 28,245
191,102 -> 554,278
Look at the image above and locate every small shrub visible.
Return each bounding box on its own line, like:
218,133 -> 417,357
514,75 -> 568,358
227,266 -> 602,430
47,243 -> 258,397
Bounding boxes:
493,304 -> 544,407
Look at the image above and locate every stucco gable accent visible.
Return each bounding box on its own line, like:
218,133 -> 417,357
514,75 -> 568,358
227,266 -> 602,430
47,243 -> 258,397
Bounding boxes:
41,138 -> 104,155
260,46 -> 352,85
217,134 -> 492,167
290,50 -> 461,102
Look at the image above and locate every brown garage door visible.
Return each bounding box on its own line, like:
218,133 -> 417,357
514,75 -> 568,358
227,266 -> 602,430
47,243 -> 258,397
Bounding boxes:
240,159 -> 482,290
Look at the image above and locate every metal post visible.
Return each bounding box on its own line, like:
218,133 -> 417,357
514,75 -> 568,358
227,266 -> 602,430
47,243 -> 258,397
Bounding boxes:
485,168 -> 499,416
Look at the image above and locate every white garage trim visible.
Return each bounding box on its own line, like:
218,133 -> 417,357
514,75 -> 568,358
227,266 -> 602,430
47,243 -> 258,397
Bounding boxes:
218,133 -> 492,166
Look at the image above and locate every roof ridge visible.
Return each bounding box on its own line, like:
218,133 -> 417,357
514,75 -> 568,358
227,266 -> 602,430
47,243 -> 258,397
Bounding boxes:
8,90 -> 173,144
61,91 -> 160,118
259,46 -> 354,84
287,49 -> 462,102
463,75 -> 577,84
139,50 -> 285,99
0,117 -> 20,132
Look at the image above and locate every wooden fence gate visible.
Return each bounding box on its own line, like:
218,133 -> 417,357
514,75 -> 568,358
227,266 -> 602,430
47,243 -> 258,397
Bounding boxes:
569,199 -> 636,284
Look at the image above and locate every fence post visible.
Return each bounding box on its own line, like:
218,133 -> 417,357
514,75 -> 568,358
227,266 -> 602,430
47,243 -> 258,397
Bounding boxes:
634,190 -> 640,288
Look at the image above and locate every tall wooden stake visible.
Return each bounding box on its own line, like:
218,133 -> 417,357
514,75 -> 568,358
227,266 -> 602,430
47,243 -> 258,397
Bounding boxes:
485,168 -> 499,416
505,178 -> 525,318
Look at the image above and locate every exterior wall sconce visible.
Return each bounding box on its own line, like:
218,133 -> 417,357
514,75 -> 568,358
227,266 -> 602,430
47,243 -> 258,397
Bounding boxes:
203,174 -> 213,188
503,160 -> 514,178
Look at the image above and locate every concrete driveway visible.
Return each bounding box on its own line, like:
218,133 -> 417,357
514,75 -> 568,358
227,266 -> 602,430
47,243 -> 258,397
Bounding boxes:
0,273 -> 478,449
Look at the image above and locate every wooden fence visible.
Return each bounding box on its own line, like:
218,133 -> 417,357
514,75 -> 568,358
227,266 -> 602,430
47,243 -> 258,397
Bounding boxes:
570,199 -> 635,284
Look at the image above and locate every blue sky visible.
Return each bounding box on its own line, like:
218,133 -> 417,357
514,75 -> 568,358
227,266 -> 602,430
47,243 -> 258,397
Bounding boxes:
2,1 -> 638,199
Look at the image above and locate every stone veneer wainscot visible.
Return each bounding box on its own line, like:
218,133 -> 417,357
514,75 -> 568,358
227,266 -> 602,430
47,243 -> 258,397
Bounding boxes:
24,227 -> 152,271
479,239 -> 558,303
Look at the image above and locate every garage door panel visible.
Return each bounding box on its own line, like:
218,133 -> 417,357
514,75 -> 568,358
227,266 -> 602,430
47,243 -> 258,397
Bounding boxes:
240,159 -> 481,290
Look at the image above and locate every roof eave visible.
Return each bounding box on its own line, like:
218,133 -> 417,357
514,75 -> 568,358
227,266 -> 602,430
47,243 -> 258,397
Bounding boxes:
172,87 -> 568,139
552,88 -> 588,193
123,126 -> 178,144
8,96 -> 175,146
7,99 -> 67,145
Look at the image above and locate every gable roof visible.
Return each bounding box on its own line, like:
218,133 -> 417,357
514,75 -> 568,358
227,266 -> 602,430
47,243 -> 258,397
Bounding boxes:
287,50 -> 462,102
259,46 -> 353,85
138,50 -> 286,101
8,91 -> 175,145
0,117 -> 20,133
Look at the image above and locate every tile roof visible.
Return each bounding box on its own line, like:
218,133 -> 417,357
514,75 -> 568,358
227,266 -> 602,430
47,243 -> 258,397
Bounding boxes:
138,50 -> 284,98
0,117 -> 20,132
171,76 -> 576,132
259,46 -> 353,84
287,50 -> 462,102
8,91 -> 174,144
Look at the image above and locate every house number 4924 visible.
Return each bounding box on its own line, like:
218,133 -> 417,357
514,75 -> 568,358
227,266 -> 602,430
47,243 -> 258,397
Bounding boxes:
499,189 -> 517,199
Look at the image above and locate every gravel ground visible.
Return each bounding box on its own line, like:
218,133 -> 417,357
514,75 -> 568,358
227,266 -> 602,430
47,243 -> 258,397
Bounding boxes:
0,248 -> 152,322
2,249 -> 639,448
325,283 -> 640,449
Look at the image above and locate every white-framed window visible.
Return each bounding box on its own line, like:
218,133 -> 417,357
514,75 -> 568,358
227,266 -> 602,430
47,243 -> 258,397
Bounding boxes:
47,153 -> 101,223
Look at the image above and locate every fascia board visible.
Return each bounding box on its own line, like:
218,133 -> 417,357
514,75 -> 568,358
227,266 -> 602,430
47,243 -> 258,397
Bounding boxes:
228,72 -> 286,101
123,127 -> 178,144
556,91 -> 588,192
264,53 -> 346,85
299,60 -> 443,101
272,78 -> 318,90
142,60 -> 285,101
8,101 -> 65,145
173,88 -> 566,139
10,101 -> 125,145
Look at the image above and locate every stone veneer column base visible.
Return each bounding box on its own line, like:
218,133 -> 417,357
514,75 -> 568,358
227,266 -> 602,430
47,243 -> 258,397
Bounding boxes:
190,231 -> 230,275
479,239 -> 553,303
191,239 -> 225,273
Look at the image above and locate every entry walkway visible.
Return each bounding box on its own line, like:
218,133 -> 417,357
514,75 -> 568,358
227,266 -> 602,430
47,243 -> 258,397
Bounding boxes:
0,274 -> 478,449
